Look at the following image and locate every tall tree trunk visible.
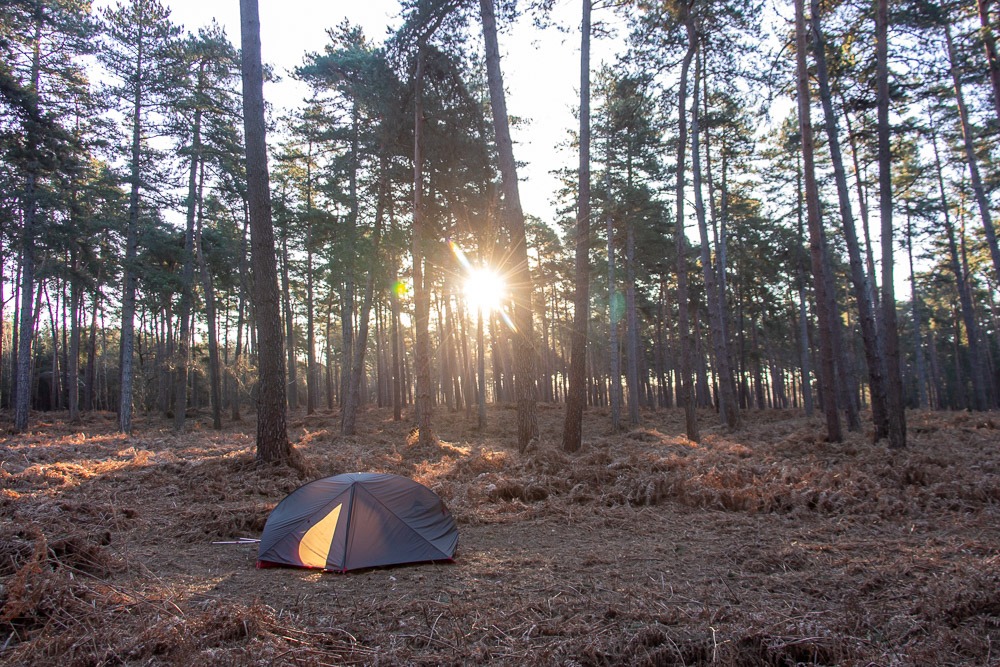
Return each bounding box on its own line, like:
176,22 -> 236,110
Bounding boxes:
945,22 -> 1000,287
174,102 -> 202,432
928,111 -> 989,410
839,99 -> 880,307
15,193 -> 36,431
691,45 -> 740,430
279,206 -> 298,410
15,14 -> 45,432
230,207 -> 249,422
796,0 -> 841,441
390,276 -> 402,421
68,254 -> 81,422
340,115 -> 359,413
794,149 -> 815,417
877,0 -> 905,448
342,154 -> 388,435
606,141 -> 622,431
412,46 -> 434,446
195,161 -> 223,429
481,0 -> 538,452
477,307 -> 487,428
118,17 -> 143,434
240,0 -> 290,462
563,0 -> 592,451
306,136 -> 318,415
623,137 -> 642,426
624,206 -> 642,426
811,0 -> 888,441
905,209 -> 928,409
704,84 -> 738,420
84,289 -> 100,411
325,296 -> 335,410
675,10 -> 700,443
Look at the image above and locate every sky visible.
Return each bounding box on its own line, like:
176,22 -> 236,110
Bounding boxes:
97,0 -> 620,225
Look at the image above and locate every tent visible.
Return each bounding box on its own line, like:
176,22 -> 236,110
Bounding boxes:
257,472 -> 458,572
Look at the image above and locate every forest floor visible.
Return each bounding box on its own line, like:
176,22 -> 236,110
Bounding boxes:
1,403 -> 998,666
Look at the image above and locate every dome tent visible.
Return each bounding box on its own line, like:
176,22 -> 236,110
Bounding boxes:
257,472 -> 458,572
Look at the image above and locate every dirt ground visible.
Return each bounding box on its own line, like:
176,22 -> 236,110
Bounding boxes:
1,404 -> 998,666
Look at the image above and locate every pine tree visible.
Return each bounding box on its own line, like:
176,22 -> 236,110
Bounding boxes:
99,0 -> 180,434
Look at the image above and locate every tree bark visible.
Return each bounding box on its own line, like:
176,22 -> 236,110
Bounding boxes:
905,209 -> 928,409
230,206 -> 249,422
945,22 -> 1000,288
605,140 -> 622,432
675,6 -> 700,443
691,44 -> 740,430
927,110 -> 989,410
68,251 -> 81,422
624,203 -> 642,426
174,100 -> 202,433
481,0 -> 538,452
118,16 -> 143,434
796,0 -> 841,441
195,162 -> 223,429
279,207 -> 297,409
876,0 -> 905,448
810,0 -> 888,441
563,0 -> 592,451
412,46 -> 434,447
342,154 -> 388,436
793,148 -> 815,417
240,0 -> 291,462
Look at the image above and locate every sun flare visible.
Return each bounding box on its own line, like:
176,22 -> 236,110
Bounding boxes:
463,267 -> 506,313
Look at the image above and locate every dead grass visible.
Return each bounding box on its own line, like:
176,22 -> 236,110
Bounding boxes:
1,405 -> 998,665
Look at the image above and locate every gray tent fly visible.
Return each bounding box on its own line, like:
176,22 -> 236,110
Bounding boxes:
257,472 -> 458,572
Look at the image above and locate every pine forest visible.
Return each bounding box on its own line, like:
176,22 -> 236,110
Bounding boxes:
1,0 -> 999,664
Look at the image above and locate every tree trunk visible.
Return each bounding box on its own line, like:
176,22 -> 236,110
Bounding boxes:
68,256 -> 81,422
15,189 -> 36,432
280,214 -> 298,410
306,137 -> 319,415
905,208 -> 928,409
118,16 -> 144,435
927,111 -> 989,410
342,154 -> 388,436
480,0 -> 538,451
412,46 -> 434,446
174,102 -> 202,433
325,297 -> 335,410
838,99 -> 880,307
945,22 -> 1000,288
195,162 -> 223,429
240,0 -> 290,462
796,0 -> 841,441
691,44 -> 740,430
624,208 -> 642,426
605,143 -> 622,434
390,277 -> 402,421
811,0 -> 888,440
14,15 -> 45,432
877,0 -> 905,448
675,11 -> 700,443
340,114 -> 359,413
230,205 -> 249,422
562,0 -> 592,450
793,149 -> 815,417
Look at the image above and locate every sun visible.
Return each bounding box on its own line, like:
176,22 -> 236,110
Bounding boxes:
463,267 -> 507,313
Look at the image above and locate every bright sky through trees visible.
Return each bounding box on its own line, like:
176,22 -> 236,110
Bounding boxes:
93,0 -> 613,224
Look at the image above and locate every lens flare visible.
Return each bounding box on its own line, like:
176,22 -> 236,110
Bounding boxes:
463,267 -> 506,314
